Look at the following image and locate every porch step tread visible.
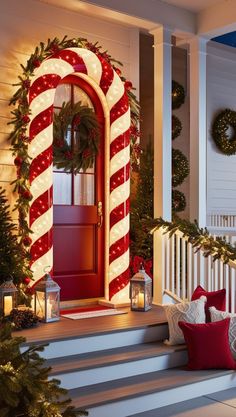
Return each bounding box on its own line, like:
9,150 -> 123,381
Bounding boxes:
20,305 -> 166,346
48,341 -> 186,375
128,389 -> 236,417
69,366 -> 234,409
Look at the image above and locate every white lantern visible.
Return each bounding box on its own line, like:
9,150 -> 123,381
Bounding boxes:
130,265 -> 152,311
0,280 -> 18,316
34,272 -> 60,322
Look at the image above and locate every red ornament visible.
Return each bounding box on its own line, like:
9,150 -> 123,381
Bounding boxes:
50,43 -> 60,54
22,236 -> 32,247
64,150 -> 73,160
83,149 -> 92,159
73,114 -> 81,125
22,190 -> 33,201
124,81 -> 133,91
114,67 -> 122,76
24,277 -> 31,285
55,139 -> 64,148
32,59 -> 41,68
21,114 -> 30,124
22,79 -> 31,90
14,156 -> 23,166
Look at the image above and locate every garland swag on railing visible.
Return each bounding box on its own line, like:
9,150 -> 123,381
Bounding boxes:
150,217 -> 236,264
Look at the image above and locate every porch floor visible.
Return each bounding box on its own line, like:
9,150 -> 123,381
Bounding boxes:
16,304 -> 166,345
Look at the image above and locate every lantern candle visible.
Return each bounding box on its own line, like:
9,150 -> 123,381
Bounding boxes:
137,292 -> 144,309
4,296 -> 13,316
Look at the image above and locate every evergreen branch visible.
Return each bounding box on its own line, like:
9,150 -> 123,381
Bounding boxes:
150,216 -> 236,264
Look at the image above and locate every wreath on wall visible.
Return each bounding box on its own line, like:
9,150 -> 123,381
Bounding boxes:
8,36 -> 140,296
172,148 -> 189,187
172,115 -> 182,140
172,80 -> 185,110
53,101 -> 100,173
212,108 -> 236,155
172,189 -> 186,213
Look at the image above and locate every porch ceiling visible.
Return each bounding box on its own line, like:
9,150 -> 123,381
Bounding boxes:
160,0 -> 224,13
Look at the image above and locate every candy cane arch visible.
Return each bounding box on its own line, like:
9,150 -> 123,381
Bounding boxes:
28,48 -> 131,303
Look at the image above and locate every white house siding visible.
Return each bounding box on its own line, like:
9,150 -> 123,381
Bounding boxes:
0,0 -> 139,218
207,42 -> 236,222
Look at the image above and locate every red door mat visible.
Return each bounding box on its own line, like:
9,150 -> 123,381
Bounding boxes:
60,306 -> 127,320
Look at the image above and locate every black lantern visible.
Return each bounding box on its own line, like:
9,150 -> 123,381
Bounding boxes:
34,271 -> 60,322
0,279 -> 18,316
130,265 -> 152,311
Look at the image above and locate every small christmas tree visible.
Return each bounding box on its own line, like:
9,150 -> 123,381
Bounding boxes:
0,321 -> 87,417
0,187 -> 32,305
130,141 -> 154,260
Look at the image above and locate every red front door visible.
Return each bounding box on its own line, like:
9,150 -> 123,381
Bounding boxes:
52,76 -> 105,301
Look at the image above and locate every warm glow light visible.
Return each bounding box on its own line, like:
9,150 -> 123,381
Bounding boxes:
110,146 -> 130,176
4,296 -> 13,316
110,111 -> 130,141
110,214 -> 129,245
106,71 -> 125,109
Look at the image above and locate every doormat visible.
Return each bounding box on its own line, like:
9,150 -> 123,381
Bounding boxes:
61,308 -> 127,320
60,305 -> 111,315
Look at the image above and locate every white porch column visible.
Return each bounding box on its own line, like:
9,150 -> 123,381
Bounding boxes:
189,37 -> 207,228
150,26 -> 172,304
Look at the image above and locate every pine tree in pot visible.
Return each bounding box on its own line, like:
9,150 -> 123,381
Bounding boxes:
0,321 -> 88,417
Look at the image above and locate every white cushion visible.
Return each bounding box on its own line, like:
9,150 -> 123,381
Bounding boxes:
209,306 -> 236,359
163,296 -> 206,345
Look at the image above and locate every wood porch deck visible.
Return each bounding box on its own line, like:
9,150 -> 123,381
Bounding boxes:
16,305 -> 167,345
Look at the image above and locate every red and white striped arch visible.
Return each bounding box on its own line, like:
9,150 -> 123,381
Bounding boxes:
27,48 -> 131,303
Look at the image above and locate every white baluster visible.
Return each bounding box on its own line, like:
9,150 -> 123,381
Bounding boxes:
187,242 -> 192,301
181,238 -> 186,300
176,234 -> 180,298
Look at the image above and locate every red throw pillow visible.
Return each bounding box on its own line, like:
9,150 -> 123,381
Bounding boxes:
191,285 -> 226,321
179,318 -> 235,370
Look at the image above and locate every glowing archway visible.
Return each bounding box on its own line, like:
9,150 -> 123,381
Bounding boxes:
28,47 -> 131,303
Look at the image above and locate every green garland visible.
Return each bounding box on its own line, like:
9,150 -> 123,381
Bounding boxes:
172,80 -> 185,110
212,108 -> 236,155
172,115 -> 182,140
172,189 -> 186,213
172,148 -> 189,187
150,216 -> 236,264
8,36 -> 140,297
53,101 -> 100,173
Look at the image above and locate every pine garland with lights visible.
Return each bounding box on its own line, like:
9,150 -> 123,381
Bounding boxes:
0,321 -> 87,417
172,115 -> 182,140
8,35 -> 140,298
172,80 -> 185,110
172,190 -> 186,213
0,187 -> 32,306
212,108 -> 236,155
172,148 -> 189,187
53,101 -> 100,173
150,216 -> 236,264
130,142 -> 154,259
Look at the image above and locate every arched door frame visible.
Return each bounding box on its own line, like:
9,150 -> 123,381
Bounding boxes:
28,48 -> 130,303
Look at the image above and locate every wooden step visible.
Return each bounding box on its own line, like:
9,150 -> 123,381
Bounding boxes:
20,306 -> 168,359
69,367 -> 236,417
129,388 -> 236,417
48,341 -> 188,389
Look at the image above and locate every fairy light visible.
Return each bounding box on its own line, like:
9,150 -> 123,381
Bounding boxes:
110,215 -> 129,245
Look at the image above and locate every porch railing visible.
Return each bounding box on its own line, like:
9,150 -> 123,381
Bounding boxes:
154,227 -> 236,313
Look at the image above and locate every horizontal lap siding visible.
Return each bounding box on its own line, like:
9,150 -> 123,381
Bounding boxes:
207,42 -> 236,218
0,0 -> 139,217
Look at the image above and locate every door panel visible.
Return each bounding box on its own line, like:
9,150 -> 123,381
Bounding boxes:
53,75 -> 104,301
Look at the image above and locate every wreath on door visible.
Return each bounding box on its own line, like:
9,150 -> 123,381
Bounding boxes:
53,101 -> 100,173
